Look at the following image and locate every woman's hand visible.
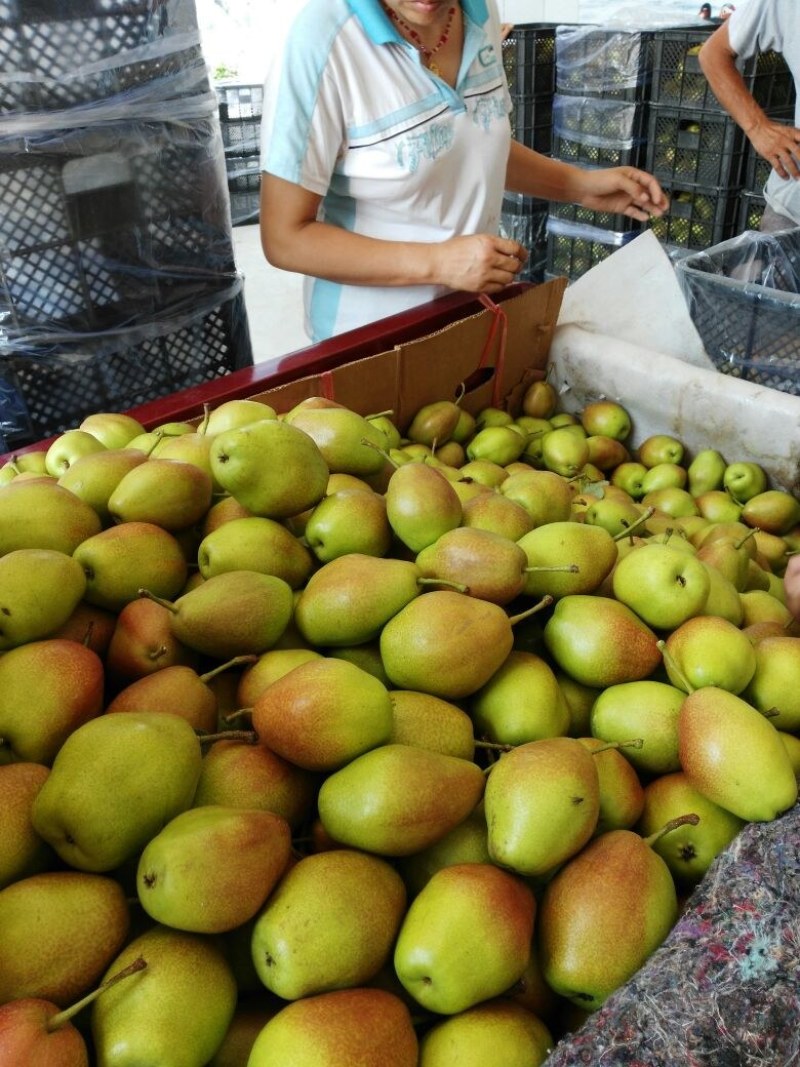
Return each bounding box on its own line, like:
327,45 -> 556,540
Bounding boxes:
576,167 -> 670,221
433,234 -> 528,293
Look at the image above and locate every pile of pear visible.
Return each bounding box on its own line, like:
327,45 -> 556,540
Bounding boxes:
0,377 -> 799,1067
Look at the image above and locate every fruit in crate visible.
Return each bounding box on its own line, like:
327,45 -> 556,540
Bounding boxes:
1,386 -> 799,1065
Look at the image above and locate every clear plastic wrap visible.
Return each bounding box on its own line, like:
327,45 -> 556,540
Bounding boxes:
555,24 -> 655,97
675,228 -> 800,395
552,93 -> 646,151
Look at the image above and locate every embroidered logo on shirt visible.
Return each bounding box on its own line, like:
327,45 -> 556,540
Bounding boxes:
472,95 -> 507,131
396,121 -> 455,173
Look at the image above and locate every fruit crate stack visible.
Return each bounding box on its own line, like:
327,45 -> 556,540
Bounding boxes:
646,26 -> 795,253
546,25 -> 655,282
0,0 -> 252,452
216,82 -> 263,228
501,24 -> 557,284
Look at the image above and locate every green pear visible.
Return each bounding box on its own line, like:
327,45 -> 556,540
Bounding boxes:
576,737 -> 645,834
696,533 -> 751,590
461,490 -> 535,540
304,488 -> 393,562
579,399 -> 631,440
73,522 -> 188,612
557,672 -> 602,737
662,615 -> 757,694
317,743 -> 484,856
397,804 -> 491,897
701,560 -> 745,625
385,461 -> 462,553
201,494 -> 253,536
678,686 -> 798,821
457,459 -> 508,487
585,434 -> 630,472
779,730 -> 800,774
210,418 -> 329,519
0,992 -> 93,1066
0,763 -> 53,889
484,738 -> 600,877
105,596 -> 198,684
538,826 -> 679,1010
641,486 -> 699,518
0,478 -> 101,556
31,712 -> 202,872
406,399 -> 462,447
393,862 -> 535,1015
44,429 -> 107,478
543,595 -> 662,688
466,425 -> 527,466
740,588 -> 794,628
469,650 -> 570,745
0,549 -> 86,650
611,461 -> 648,499
0,638 -> 104,764
367,413 -> 402,451
284,405 -> 388,476
742,635 -> 800,731
107,458 -> 213,531
582,493 -> 644,537
140,571 -> 294,659
540,427 -> 589,478
723,460 -> 767,504
250,657 -> 393,772
741,489 -> 800,536
251,848 -> 407,999
198,516 -> 313,589
205,398 -> 277,434
637,772 -> 745,885
136,806 -> 291,933
156,429 -> 222,490
522,381 -> 558,420
640,462 -> 687,494
418,999 -> 553,1067
590,679 -> 684,776
245,988 -> 419,1067
91,925 -> 237,1067
612,543 -> 710,630
79,411 -> 146,450
517,521 -> 617,598
57,448 -> 148,523
638,433 -> 684,468
236,648 -> 323,705
0,871 -> 129,1004
294,554 -> 425,647
687,448 -> 727,496
389,690 -> 475,760
416,526 -> 530,605
696,489 -> 743,523
193,739 -> 317,829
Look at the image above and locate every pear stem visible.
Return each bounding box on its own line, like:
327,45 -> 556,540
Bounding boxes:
46,957 -> 147,1032
199,655 -> 258,684
656,639 -> 696,694
198,403 -> 211,436
508,595 -> 554,626
474,740 -> 516,752
735,526 -> 759,550
223,708 -> 254,726
359,437 -> 397,468
416,577 -> 469,594
643,813 -> 700,848
137,589 -> 178,615
589,738 -> 644,755
366,409 -> 395,421
760,707 -> 781,720
144,430 -> 164,458
523,564 -> 580,574
197,730 -> 259,746
611,506 -> 656,541
454,381 -> 467,406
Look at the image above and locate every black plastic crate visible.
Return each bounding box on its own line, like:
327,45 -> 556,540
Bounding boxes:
217,83 -> 263,157
737,191 -> 766,234
555,25 -> 655,101
500,194 -> 548,283
676,229 -> 800,395
649,182 -> 741,252
549,198 -> 644,236
646,106 -> 747,189
0,0 -> 205,113
651,29 -> 795,114
552,93 -> 648,169
0,114 -> 236,335
0,287 -> 253,445
545,216 -> 638,281
510,93 -> 553,154
503,23 -> 556,99
226,155 -> 261,227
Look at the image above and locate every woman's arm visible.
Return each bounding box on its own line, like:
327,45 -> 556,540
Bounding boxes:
259,173 -> 527,293
505,141 -> 669,221
699,23 -> 800,180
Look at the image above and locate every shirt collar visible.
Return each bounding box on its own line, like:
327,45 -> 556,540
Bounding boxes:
348,0 -> 489,45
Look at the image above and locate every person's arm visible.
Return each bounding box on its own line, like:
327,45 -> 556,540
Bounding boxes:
259,173 -> 527,294
699,23 -> 800,180
505,141 -> 669,221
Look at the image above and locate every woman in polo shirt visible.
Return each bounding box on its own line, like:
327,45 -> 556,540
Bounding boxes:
259,0 -> 669,342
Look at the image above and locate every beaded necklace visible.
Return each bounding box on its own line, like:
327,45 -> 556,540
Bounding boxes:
383,3 -> 458,77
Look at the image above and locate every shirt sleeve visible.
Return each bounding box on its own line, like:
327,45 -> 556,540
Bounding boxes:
726,0 -> 785,60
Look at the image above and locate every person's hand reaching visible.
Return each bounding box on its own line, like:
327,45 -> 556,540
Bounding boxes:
576,166 -> 670,221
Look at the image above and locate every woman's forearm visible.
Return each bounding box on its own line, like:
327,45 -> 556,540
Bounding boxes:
698,25 -> 767,137
505,141 -> 586,203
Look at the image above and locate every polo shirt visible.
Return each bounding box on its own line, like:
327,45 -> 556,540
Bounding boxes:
260,0 -> 511,341
727,0 -> 800,225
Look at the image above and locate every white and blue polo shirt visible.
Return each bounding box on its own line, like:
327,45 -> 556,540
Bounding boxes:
260,0 -> 512,341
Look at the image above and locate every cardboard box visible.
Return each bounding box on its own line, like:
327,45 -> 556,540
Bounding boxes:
241,280 -> 567,431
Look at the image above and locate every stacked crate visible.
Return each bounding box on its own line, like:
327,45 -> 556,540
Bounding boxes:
216,82 -> 263,227
646,27 -> 795,253
0,0 -> 251,451
500,24 -> 557,284
545,25 -> 655,282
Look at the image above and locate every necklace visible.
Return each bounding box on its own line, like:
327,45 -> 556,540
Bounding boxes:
383,4 -> 457,77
